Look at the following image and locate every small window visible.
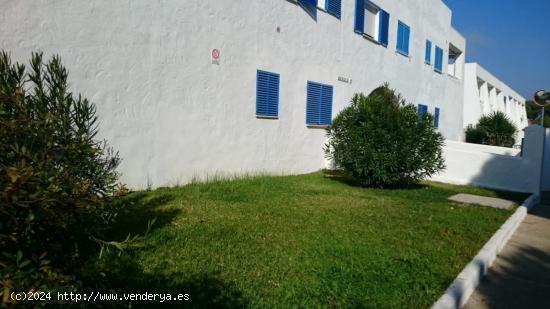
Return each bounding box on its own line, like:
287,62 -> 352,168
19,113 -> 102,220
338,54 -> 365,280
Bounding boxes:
396,21 -> 410,56
298,0 -> 318,6
434,107 -> 440,128
425,40 -> 432,64
306,81 -> 333,126
256,70 -> 280,118
434,46 -> 444,73
354,1 -> 389,45
417,104 -> 428,121
447,44 -> 462,78
298,0 -> 318,18
325,0 -> 342,19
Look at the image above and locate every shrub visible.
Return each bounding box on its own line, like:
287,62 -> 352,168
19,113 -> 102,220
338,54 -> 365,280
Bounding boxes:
464,124 -> 485,144
465,111 -> 517,147
325,85 -> 445,187
0,51 -> 121,301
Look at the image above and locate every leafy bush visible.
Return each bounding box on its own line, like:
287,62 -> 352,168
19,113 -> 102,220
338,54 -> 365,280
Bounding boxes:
464,124 -> 485,144
0,51 -> 121,301
325,85 -> 445,187
465,111 -> 517,147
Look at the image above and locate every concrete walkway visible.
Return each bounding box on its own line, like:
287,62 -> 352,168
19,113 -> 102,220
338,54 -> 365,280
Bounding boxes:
464,204 -> 550,309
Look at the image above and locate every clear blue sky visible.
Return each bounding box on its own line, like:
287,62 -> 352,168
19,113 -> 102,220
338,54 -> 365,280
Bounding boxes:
443,0 -> 550,100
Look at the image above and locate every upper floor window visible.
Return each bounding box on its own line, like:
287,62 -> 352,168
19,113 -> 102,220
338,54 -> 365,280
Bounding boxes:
434,107 -> 440,128
434,46 -> 444,73
354,1 -> 389,46
324,0 -> 342,19
298,0 -> 318,18
298,0 -> 318,7
396,21 -> 410,56
425,40 -> 432,64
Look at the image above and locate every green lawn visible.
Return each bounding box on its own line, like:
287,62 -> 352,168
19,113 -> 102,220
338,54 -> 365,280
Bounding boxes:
96,172 -> 527,308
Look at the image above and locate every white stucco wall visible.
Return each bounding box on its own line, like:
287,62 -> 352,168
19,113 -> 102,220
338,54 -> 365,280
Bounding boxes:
0,0 -> 465,188
431,125 -> 545,193
542,128 -> 550,191
463,63 -> 528,143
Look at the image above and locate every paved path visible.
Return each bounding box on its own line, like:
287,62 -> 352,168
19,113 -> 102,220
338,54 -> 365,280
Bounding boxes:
464,204 -> 550,309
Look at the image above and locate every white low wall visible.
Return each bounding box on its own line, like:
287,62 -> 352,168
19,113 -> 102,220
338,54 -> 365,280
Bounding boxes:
431,125 -> 546,193
444,140 -> 521,156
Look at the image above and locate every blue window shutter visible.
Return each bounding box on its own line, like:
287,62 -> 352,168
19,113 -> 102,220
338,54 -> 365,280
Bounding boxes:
326,0 -> 341,19
298,0 -> 318,17
320,85 -> 333,125
404,25 -> 410,54
268,72 -> 279,116
435,46 -> 443,72
354,0 -> 365,34
417,104 -> 428,121
298,0 -> 318,6
256,71 -> 269,116
378,9 -> 390,46
434,48 -> 439,71
397,21 -> 410,55
307,81 -> 333,125
434,107 -> 440,128
440,48 -> 443,71
425,40 -> 432,64
396,22 -> 403,51
307,82 -> 321,125
256,70 -> 279,117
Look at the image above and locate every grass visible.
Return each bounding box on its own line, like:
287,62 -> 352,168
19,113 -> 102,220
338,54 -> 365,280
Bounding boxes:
95,172 -> 528,308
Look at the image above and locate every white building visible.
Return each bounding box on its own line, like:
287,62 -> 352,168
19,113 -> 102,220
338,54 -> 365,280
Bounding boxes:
0,0 -> 525,189
463,63 -> 528,142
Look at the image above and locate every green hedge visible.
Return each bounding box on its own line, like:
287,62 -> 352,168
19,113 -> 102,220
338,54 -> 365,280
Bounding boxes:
0,51 -> 121,302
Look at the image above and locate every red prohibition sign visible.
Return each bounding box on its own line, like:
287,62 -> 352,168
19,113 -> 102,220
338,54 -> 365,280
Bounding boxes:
212,49 -> 220,60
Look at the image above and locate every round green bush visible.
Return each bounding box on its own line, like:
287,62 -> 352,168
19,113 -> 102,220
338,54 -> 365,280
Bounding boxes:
325,85 -> 445,187
473,111 -> 517,147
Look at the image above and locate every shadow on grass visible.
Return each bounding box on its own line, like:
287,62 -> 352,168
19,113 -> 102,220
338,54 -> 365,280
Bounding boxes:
83,253 -> 248,309
322,169 -> 427,190
78,192 -> 249,308
108,192 -> 181,240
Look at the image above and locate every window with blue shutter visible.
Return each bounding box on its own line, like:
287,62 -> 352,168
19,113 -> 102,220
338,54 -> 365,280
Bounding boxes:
434,46 -> 443,73
425,40 -> 432,64
354,0 -> 365,33
355,1 -> 390,46
378,9 -> 390,46
417,104 -> 428,121
298,0 -> 318,18
256,70 -> 280,118
396,21 -> 410,56
326,0 -> 341,19
298,0 -> 318,6
434,107 -> 440,128
306,81 -> 333,126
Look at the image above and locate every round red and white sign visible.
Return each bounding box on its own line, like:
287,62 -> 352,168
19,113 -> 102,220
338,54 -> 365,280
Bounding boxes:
211,49 -> 220,60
